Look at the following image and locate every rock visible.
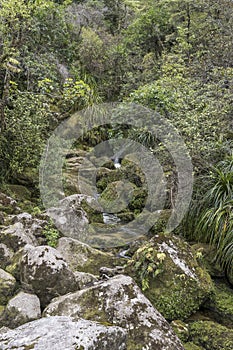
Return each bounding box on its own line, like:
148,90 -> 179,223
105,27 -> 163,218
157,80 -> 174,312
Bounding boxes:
0,222 -> 38,252
99,266 -> 125,279
0,192 -> 20,215
203,280 -> 233,328
96,167 -> 121,191
189,320 -> 233,350
57,237 -> 119,275
11,212 -> 48,245
127,234 -> 213,321
0,269 -> 16,305
46,194 -> 94,242
0,316 -> 127,350
99,180 -> 146,214
0,244 -> 14,269
43,275 -> 185,350
1,291 -> 41,328
20,245 -> 79,308
74,271 -> 98,289
171,320 -> 189,342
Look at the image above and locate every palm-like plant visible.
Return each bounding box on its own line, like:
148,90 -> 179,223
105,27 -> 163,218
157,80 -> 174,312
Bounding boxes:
193,153 -> 233,281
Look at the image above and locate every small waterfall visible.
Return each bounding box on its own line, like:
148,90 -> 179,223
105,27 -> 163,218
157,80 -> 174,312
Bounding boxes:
114,157 -> 121,169
103,212 -> 121,224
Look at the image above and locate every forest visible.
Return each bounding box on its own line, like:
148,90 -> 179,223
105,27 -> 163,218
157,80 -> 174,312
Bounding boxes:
0,1 -> 233,349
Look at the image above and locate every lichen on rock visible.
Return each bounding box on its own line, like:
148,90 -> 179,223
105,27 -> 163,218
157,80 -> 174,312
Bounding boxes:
43,274 -> 184,350
126,234 -> 213,321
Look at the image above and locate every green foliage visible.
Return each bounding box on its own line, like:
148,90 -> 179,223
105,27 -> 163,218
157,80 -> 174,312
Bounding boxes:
42,220 -> 60,248
128,244 -> 166,291
185,154 -> 233,280
0,89 -> 52,179
127,61 -> 233,167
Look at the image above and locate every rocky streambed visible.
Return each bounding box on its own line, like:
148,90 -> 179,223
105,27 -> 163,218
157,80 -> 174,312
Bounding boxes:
0,148 -> 232,349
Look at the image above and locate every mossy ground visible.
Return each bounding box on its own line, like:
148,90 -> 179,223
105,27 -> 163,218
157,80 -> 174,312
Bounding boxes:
189,320 -> 233,350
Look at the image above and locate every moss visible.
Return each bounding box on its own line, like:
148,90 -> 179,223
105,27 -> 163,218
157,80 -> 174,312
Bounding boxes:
184,342 -> 205,350
127,234 -> 213,321
5,184 -> 31,201
189,320 -> 233,350
171,320 -> 189,342
203,280 -> 233,327
81,199 -> 103,224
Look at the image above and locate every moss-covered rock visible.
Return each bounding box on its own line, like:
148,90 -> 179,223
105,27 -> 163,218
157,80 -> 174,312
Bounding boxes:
43,275 -> 185,350
0,192 -> 20,215
0,269 -> 16,305
56,237 -> 120,275
171,320 -> 189,342
96,168 -> 122,191
184,342 -> 205,350
189,320 -> 233,350
99,180 -> 147,215
203,280 -> 233,327
127,234 -> 213,321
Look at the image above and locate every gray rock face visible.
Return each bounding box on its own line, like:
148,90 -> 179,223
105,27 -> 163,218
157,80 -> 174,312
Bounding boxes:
0,316 -> 127,350
0,244 -> 13,269
74,271 -> 98,289
0,269 -> 16,305
2,292 -> 41,328
46,194 -> 92,242
0,222 -> 38,252
43,275 -> 184,350
57,237 -> 119,275
20,245 -> 79,308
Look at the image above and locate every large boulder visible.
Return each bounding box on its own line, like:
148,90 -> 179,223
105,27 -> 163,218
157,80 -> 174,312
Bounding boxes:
127,234 -> 213,321
46,194 -> 96,242
0,244 -> 14,269
20,245 -> 79,308
43,274 -> 185,350
189,320 -> 233,350
0,222 -> 38,252
0,269 -> 16,305
1,291 -> 41,328
0,316 -> 127,350
56,237 -> 120,275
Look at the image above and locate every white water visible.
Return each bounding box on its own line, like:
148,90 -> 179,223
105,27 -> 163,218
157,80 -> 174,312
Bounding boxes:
114,157 -> 121,169
103,212 -> 121,225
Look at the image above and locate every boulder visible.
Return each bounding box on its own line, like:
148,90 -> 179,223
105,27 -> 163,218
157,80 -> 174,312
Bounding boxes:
0,316 -> 127,350
0,244 -> 13,269
189,320 -> 233,350
127,234 -> 213,320
20,245 -> 79,308
57,237 -> 119,275
43,275 -> 184,350
74,271 -> 98,289
0,270 -> 16,305
1,291 -> 41,328
0,222 -> 38,252
203,280 -> 233,328
0,193 -> 20,215
11,213 -> 48,245
46,194 -> 94,242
